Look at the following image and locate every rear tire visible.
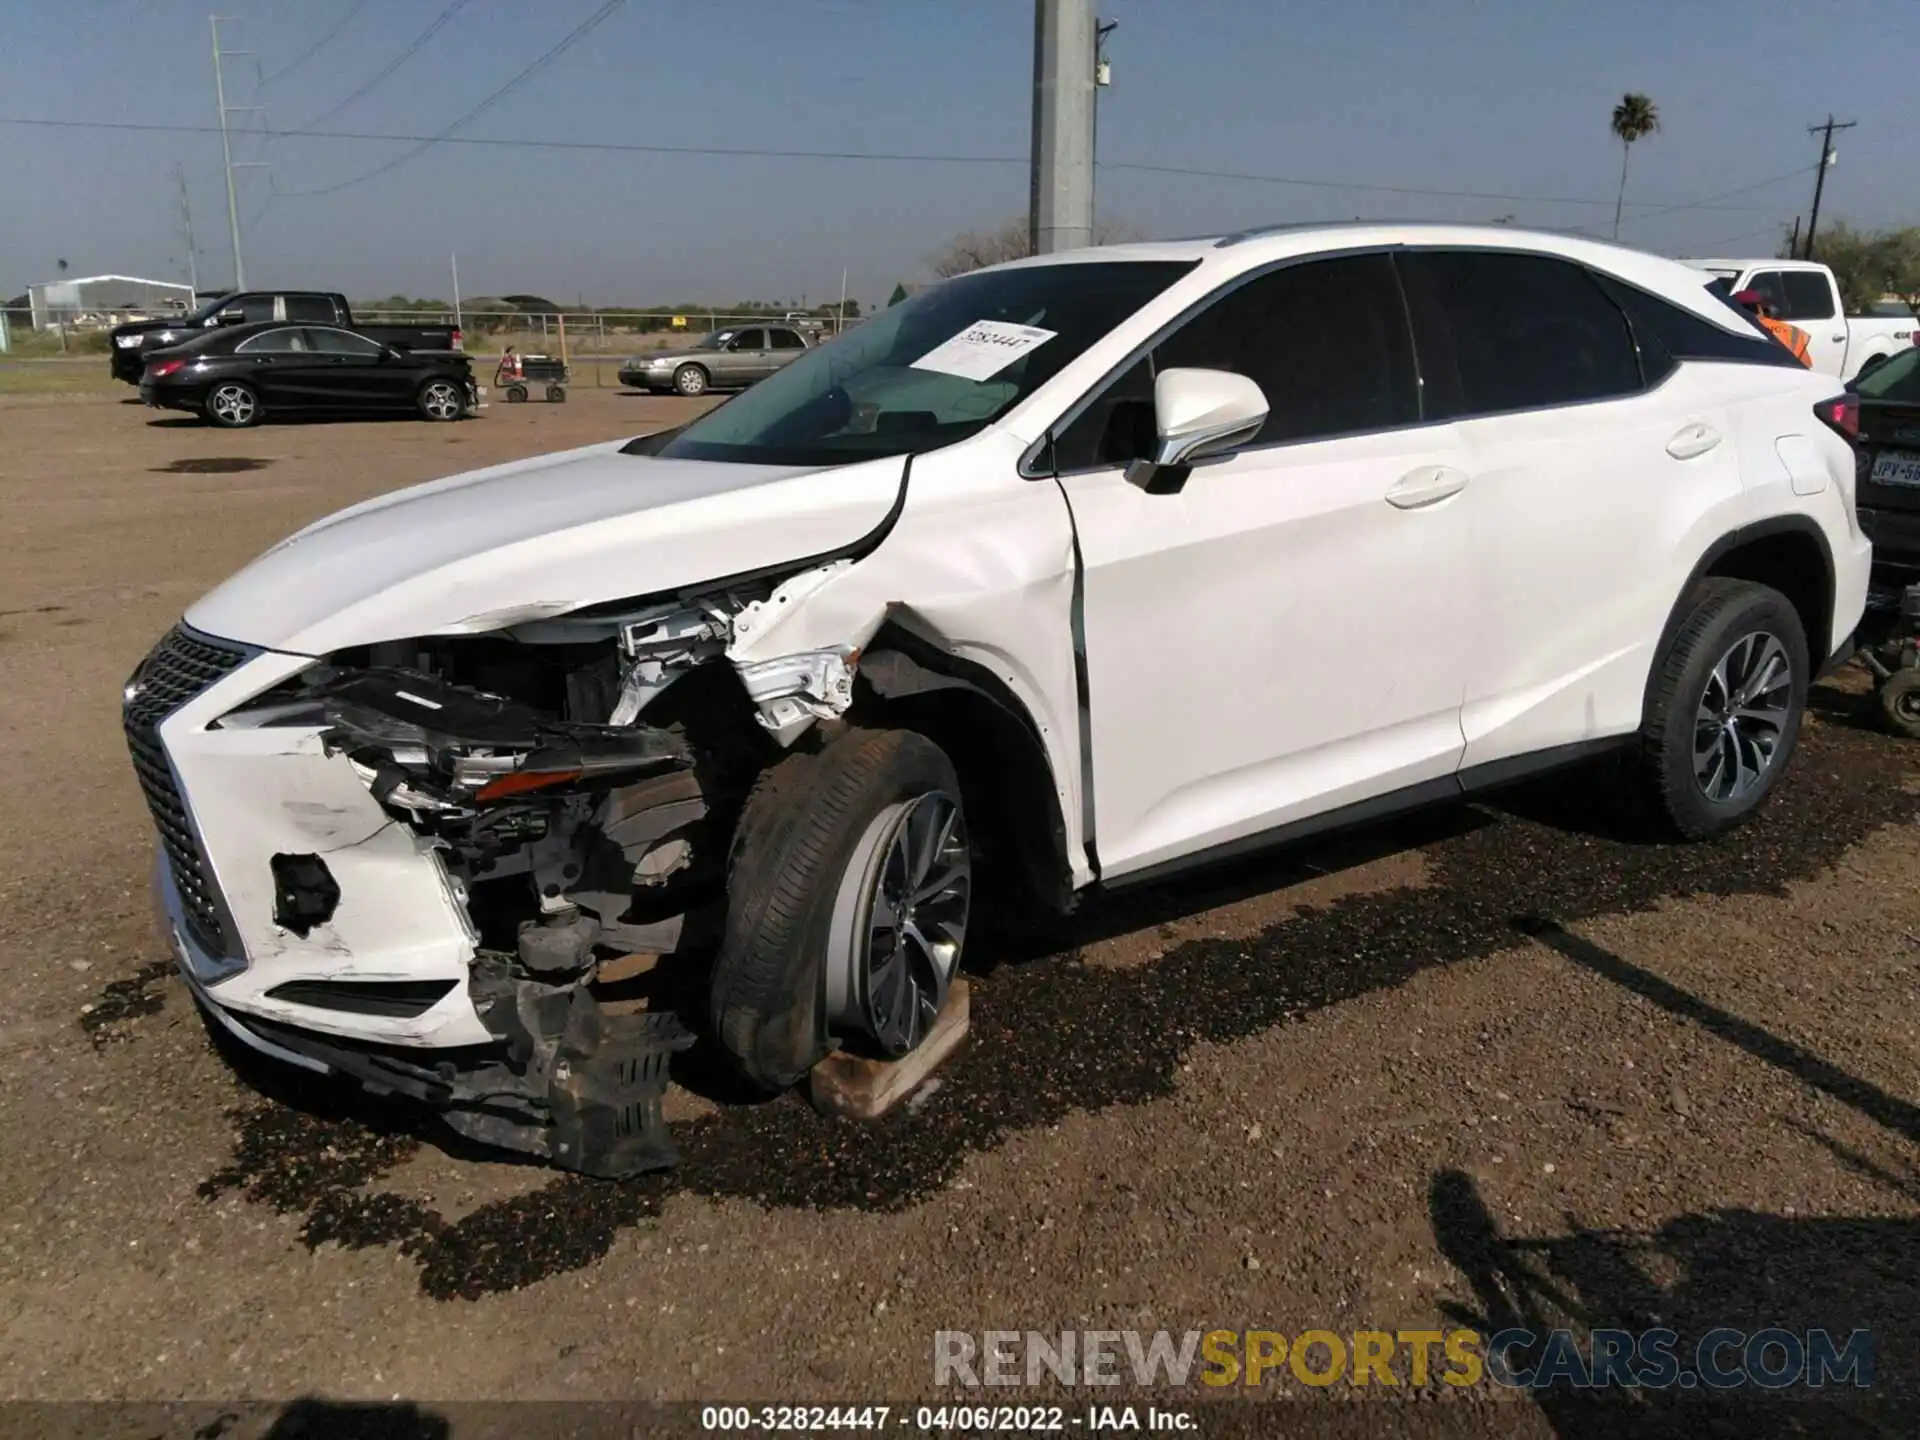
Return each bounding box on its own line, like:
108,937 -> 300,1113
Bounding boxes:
709,728 -> 969,1090
204,381 -> 260,429
673,364 -> 709,397
546,384 -> 567,403
417,378 -> 465,422
1639,578 -> 1808,839
505,384 -> 528,403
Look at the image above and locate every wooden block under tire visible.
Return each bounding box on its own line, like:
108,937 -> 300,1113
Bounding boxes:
807,979 -> 969,1121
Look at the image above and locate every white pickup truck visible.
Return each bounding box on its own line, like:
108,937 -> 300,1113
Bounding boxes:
1691,257 -> 1916,382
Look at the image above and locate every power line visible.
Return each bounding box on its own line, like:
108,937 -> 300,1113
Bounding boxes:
261,0 -> 366,87
280,0 -> 626,196
296,0 -> 472,131
0,113 -> 1809,218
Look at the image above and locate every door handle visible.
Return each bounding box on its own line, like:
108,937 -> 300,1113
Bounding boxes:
1386,465 -> 1470,509
1831,334 -> 1846,343
1666,422 -> 1722,460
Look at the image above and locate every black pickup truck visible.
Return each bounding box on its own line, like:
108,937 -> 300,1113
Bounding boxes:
109,290 -> 461,384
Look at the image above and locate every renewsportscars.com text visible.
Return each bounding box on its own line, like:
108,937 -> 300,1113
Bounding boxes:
933,1327 -> 1874,1390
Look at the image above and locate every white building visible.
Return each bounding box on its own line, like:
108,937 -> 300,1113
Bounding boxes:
28,275 -> 197,330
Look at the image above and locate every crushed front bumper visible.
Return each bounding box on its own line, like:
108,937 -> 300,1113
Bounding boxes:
131,625 -> 695,1176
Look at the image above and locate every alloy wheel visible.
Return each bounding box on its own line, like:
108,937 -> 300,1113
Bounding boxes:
1693,630 -> 1792,803
421,381 -> 463,420
208,384 -> 255,426
825,791 -> 971,1057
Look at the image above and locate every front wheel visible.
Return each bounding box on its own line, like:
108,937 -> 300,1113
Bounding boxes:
673,363 -> 709,397
1639,578 -> 1808,839
709,729 -> 971,1090
417,378 -> 465,422
204,381 -> 260,428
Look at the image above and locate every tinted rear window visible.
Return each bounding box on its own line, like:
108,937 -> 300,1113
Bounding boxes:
1588,272 -> 1800,370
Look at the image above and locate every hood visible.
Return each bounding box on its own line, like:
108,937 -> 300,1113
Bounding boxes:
185,439 -> 906,656
114,317 -> 210,347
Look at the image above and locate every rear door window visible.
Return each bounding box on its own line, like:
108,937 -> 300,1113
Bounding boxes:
283,294 -> 338,323
1398,250 -> 1643,418
235,327 -> 307,353
1779,271 -> 1836,321
769,327 -> 807,351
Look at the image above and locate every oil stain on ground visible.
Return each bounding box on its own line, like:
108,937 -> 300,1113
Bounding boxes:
80,959 -> 175,1046
199,709 -> 1920,1301
150,458 -> 271,474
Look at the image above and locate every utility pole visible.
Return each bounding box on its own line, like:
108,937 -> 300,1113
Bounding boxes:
1801,114 -> 1855,260
210,15 -> 266,289
1090,18 -> 1115,234
175,164 -> 200,298
1028,0 -> 1096,256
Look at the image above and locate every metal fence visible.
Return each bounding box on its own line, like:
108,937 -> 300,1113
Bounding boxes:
355,309 -> 859,357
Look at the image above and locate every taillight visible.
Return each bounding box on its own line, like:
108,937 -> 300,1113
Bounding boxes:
1814,394 -> 1858,443
451,328 -> 463,351
148,358 -> 186,380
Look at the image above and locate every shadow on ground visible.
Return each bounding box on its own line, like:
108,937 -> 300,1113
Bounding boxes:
169,700 -> 1920,1300
1427,920 -> 1919,1437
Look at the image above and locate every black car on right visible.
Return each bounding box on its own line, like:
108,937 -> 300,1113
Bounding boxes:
1850,344 -> 1920,736
1854,346 -> 1920,598
140,321 -> 478,427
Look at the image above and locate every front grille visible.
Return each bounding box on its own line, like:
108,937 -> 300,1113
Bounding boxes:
123,625 -> 254,957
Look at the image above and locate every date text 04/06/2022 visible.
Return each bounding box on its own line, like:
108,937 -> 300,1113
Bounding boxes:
698,1405 -> 1194,1432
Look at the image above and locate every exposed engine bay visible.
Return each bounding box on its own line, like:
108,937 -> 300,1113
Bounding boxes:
212,564 -> 866,1175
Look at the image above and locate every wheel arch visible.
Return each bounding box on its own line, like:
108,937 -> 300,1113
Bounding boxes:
1647,515 -> 1835,718
852,623 -> 1076,921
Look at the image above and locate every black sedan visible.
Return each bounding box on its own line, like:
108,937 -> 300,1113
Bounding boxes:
1853,345 -> 1920,601
139,321 -> 478,428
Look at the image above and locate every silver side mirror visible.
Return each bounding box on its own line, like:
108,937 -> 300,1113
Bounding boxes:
1126,367 -> 1269,488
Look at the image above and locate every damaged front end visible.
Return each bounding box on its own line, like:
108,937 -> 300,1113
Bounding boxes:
191,564 -> 870,1177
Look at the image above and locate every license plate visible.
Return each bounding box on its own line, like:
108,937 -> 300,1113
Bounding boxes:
1871,449 -> 1920,487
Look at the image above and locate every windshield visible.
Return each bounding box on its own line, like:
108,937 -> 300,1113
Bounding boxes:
649,259 -> 1196,466
1855,347 -> 1920,403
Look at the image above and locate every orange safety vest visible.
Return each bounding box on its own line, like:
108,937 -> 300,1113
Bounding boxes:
1757,315 -> 1814,367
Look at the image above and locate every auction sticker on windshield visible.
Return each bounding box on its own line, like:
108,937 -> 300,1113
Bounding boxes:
911,319 -> 1057,382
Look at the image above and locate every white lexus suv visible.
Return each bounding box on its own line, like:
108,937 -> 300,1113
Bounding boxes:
125,223 -> 1869,1176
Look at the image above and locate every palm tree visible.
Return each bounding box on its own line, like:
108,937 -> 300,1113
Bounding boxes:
1609,93 -> 1661,240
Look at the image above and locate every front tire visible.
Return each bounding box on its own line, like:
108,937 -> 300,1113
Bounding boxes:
204,381 -> 260,429
673,363 -> 709,397
417,378 -> 465,422
709,729 -> 970,1090
1640,578 -> 1808,839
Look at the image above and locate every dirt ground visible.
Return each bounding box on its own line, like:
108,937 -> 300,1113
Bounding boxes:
1,386 -> 1916,1438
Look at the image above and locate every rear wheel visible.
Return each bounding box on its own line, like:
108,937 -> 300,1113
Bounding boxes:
505,384 -> 528,403
204,381 -> 260,429
546,383 -> 567,403
673,364 -> 709,397
709,729 -> 971,1090
1640,578 -> 1808,838
1880,669 -> 1920,740
417,378 -> 465,422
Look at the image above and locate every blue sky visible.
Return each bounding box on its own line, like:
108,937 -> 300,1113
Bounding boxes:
3,0 -> 1916,308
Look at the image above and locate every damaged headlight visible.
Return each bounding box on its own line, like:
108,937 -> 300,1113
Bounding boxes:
317,668 -> 690,814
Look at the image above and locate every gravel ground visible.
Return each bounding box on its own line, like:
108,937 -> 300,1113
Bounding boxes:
0,389 -> 1915,1438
